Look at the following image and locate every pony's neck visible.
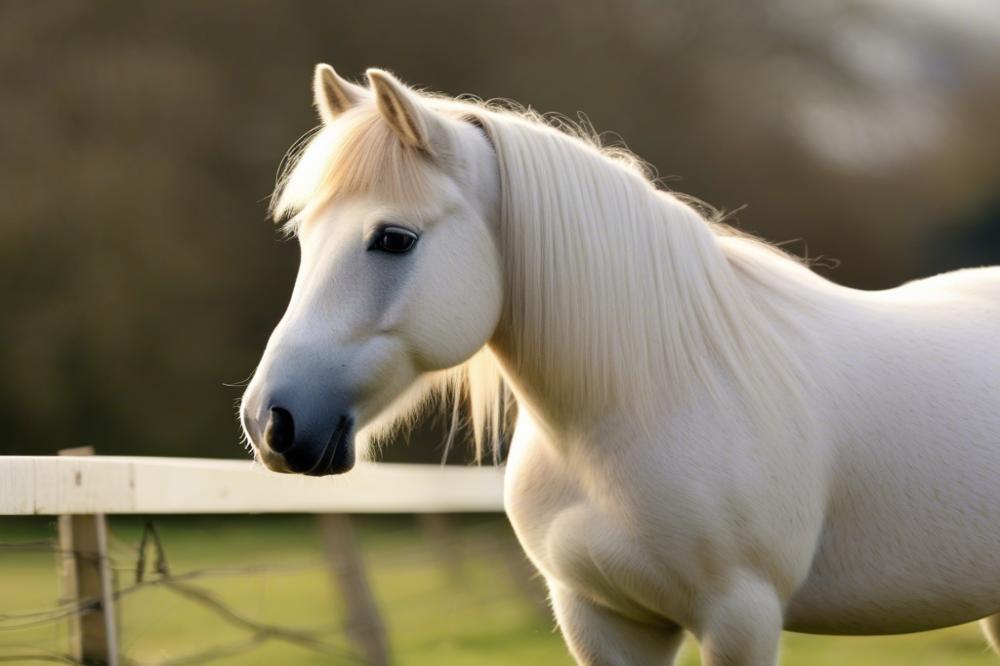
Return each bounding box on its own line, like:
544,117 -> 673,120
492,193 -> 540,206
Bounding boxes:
480,112 -> 812,437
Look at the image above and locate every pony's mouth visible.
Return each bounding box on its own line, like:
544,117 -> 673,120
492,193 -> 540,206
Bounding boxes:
281,415 -> 356,476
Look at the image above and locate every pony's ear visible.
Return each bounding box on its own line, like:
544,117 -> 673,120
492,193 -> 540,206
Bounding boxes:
313,64 -> 365,124
366,68 -> 439,152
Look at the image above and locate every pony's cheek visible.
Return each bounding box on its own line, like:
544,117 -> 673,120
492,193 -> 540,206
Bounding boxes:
402,239 -> 502,371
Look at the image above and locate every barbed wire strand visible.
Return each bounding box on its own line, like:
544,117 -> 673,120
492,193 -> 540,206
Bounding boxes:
0,650 -> 77,664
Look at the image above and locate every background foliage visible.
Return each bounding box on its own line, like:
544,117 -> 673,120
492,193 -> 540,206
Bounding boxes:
2,0 -> 998,458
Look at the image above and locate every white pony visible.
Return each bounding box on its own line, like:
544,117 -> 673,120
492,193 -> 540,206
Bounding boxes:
241,64 -> 1000,665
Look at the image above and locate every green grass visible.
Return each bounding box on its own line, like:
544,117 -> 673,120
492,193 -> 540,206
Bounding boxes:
0,516 -> 995,665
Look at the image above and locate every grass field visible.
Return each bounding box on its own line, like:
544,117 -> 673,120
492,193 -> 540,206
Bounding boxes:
1,515 -> 995,665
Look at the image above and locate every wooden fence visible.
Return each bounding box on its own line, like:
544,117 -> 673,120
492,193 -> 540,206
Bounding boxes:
0,452 -> 508,666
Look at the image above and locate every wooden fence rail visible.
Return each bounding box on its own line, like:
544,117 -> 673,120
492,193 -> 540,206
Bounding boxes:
0,455 -> 505,515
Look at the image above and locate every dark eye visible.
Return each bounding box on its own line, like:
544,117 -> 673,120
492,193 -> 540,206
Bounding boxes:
370,226 -> 418,254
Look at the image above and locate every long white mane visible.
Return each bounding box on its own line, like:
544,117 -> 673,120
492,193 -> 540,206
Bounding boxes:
271,93 -> 827,460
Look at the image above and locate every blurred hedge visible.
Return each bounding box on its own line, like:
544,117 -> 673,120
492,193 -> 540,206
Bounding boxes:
1,1 -> 997,457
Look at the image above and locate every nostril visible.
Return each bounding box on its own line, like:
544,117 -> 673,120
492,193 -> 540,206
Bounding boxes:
264,407 -> 295,453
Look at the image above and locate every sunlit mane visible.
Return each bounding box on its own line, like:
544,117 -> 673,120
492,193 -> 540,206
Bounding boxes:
270,92 -> 825,461
272,107 -> 438,232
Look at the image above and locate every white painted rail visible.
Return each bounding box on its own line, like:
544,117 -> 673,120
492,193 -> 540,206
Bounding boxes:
0,456 -> 506,515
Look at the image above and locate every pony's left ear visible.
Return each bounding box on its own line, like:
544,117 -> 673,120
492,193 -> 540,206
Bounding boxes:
366,69 -> 441,153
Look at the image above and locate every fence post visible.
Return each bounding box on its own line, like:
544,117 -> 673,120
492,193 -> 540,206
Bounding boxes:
418,513 -> 466,583
57,446 -> 119,666
318,514 -> 390,666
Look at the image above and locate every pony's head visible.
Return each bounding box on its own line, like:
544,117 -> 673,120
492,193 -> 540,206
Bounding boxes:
241,65 -> 503,475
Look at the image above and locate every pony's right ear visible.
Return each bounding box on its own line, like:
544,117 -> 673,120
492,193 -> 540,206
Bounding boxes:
313,64 -> 366,124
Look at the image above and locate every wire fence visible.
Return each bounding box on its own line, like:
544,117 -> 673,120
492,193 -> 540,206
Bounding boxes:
0,514 -> 549,665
